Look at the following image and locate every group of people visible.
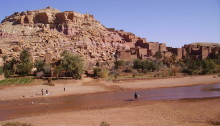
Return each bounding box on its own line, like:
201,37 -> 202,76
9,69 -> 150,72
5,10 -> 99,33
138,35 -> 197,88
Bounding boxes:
41,87 -> 66,96
41,89 -> 49,95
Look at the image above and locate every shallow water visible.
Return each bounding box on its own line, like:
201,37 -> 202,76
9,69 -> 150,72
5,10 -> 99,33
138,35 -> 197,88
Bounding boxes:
0,83 -> 220,120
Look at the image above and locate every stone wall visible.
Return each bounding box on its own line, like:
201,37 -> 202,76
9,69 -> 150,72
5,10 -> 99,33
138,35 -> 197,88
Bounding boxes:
172,48 -> 182,60
148,42 -> 159,50
138,48 -> 148,59
164,52 -> 172,58
200,47 -> 209,60
159,43 -> 166,52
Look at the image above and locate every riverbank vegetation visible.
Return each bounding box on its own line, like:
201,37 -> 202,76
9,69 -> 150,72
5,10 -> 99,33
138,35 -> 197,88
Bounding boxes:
1,48 -> 219,83
104,55 -> 220,80
0,66 -> 3,75
1,49 -> 84,80
0,77 -> 33,86
2,122 -> 32,126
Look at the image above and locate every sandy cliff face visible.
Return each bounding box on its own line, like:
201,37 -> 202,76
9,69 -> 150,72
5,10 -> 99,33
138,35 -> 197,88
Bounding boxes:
0,7 -> 134,68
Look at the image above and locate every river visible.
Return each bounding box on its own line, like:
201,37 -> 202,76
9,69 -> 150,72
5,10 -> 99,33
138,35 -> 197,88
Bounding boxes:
0,83 -> 220,121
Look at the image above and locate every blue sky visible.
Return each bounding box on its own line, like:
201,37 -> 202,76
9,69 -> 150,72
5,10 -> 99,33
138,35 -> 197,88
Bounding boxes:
0,0 -> 219,47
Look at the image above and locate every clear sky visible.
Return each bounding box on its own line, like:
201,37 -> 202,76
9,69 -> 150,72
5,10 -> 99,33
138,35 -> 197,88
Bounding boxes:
0,0 -> 220,47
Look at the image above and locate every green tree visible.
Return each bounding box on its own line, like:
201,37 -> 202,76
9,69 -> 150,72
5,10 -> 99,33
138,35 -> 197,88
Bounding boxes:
54,65 -> 63,78
183,58 -> 217,75
34,60 -> 45,72
43,64 -> 52,75
211,54 -> 220,64
133,59 -> 160,73
114,60 -> 126,69
0,66 -> 3,75
202,59 -> 216,74
133,59 -> 143,71
184,59 -> 202,75
154,51 -> 162,59
61,51 -> 84,79
2,58 -> 18,77
16,49 -> 33,76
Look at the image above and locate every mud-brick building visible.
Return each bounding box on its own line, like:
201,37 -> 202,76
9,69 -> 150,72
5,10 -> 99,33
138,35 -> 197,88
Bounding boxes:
183,44 -> 220,59
116,48 -> 137,61
166,47 -> 183,60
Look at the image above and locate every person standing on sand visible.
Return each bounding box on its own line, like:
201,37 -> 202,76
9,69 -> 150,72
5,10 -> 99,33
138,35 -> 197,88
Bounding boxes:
41,89 -> 44,95
46,90 -> 48,95
64,87 -> 66,92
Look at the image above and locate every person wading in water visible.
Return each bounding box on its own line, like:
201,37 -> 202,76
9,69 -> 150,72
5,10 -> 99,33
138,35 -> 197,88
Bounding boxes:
134,91 -> 139,100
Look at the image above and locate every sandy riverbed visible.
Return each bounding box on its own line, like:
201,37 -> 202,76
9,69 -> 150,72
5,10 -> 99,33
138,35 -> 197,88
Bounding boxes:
1,98 -> 220,126
0,75 -> 220,126
0,77 -> 109,101
0,75 -> 219,101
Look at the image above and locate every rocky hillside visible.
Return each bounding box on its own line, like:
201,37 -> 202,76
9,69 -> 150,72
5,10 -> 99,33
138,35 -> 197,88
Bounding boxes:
0,6 -> 141,68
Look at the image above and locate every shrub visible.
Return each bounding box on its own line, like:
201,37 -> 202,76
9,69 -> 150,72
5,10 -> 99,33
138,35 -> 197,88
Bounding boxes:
123,67 -> 133,73
172,66 -> 180,76
100,69 -> 109,78
0,66 -> 3,75
3,58 -> 17,76
4,70 -> 12,78
93,67 -> 102,77
114,60 -> 126,69
109,69 -> 120,79
132,69 -> 139,78
154,51 -> 162,59
184,59 -> 202,75
100,121 -> 110,126
183,58 -> 216,75
2,122 -> 32,126
94,67 -> 109,78
201,59 -> 216,74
